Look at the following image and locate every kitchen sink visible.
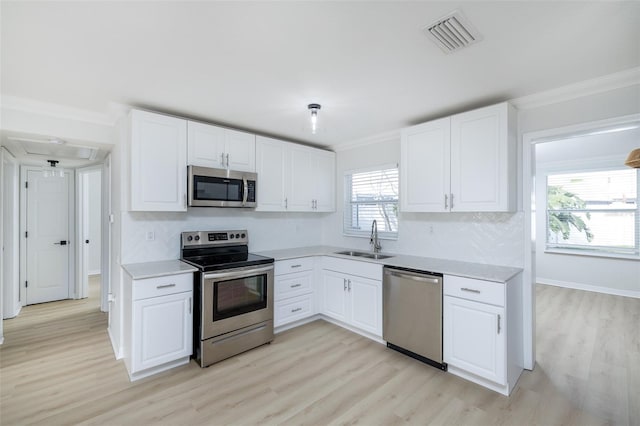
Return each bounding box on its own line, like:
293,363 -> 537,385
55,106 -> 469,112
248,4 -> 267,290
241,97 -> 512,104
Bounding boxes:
334,250 -> 394,260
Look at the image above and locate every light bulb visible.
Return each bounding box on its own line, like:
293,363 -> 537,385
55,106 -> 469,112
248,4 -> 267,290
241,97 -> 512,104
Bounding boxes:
311,111 -> 318,134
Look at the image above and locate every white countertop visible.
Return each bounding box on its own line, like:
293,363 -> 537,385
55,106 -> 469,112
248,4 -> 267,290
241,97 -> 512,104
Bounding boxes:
122,259 -> 198,280
255,246 -> 522,283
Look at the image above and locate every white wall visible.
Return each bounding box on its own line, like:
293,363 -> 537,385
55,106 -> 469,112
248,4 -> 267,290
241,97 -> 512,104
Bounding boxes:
88,170 -> 101,274
534,129 -> 640,296
120,210 -> 327,264
520,83 -> 640,296
322,139 -> 525,267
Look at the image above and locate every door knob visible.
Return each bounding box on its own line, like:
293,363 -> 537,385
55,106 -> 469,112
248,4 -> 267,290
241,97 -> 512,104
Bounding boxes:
85,240 -> 90,244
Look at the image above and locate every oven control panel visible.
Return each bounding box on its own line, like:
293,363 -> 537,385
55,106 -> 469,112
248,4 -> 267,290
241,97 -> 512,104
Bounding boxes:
181,230 -> 248,247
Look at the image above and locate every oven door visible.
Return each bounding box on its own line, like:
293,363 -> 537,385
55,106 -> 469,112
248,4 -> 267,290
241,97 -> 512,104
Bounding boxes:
201,264 -> 274,339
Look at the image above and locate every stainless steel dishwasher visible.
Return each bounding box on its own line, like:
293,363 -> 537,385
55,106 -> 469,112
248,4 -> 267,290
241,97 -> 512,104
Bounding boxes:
383,266 -> 447,371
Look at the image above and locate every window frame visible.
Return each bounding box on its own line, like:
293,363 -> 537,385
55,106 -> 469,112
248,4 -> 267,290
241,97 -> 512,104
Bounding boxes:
343,163 -> 399,240
544,166 -> 640,259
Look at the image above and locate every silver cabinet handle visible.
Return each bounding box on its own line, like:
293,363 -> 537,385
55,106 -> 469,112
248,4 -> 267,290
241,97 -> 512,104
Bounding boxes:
497,314 -> 501,334
220,152 -> 225,166
290,264 -> 302,269
290,283 -> 302,288
226,153 -> 229,168
291,307 -> 302,313
284,197 -> 288,209
461,287 -> 480,294
450,193 -> 454,209
157,284 -> 176,289
343,278 -> 347,291
444,194 -> 448,209
348,279 -> 351,292
188,297 -> 192,314
184,193 -> 187,208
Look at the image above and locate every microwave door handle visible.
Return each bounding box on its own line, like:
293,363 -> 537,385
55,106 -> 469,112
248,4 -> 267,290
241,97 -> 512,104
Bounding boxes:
242,176 -> 248,206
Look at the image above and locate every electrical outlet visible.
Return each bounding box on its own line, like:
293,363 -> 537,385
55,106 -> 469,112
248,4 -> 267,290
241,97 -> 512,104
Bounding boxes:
146,231 -> 155,241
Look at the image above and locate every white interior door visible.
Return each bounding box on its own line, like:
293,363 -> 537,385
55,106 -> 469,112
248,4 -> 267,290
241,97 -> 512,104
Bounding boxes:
26,169 -> 73,304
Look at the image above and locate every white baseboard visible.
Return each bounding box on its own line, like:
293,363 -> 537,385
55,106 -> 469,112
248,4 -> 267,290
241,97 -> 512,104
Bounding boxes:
537,278 -> 640,299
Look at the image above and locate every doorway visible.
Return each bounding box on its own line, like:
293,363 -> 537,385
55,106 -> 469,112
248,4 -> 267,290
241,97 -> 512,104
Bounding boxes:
20,166 -> 75,305
522,113 -> 640,370
77,166 -> 102,304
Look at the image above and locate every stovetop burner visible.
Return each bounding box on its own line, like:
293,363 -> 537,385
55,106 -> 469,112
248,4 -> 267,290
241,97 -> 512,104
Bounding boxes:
180,229 -> 273,272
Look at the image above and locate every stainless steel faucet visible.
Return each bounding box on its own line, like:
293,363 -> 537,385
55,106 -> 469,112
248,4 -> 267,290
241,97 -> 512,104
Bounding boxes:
370,220 -> 382,253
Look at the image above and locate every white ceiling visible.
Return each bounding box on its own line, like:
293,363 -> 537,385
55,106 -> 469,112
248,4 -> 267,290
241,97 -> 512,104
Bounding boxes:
2,1 -> 639,148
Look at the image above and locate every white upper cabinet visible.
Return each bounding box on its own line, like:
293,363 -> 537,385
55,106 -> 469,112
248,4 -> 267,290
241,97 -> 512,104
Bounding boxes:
312,150 -> 336,212
187,121 -> 256,172
129,109 -> 187,212
450,103 -> 515,212
400,102 -> 516,212
256,136 -> 335,212
400,117 -> 451,212
255,136 -> 286,211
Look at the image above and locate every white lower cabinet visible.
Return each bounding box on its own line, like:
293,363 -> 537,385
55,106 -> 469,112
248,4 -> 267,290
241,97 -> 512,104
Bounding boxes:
123,272 -> 193,381
443,274 -> 522,395
443,296 -> 505,384
320,257 -> 383,338
274,258 -> 316,327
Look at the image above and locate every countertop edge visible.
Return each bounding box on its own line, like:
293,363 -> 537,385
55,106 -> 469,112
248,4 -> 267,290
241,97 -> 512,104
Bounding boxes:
255,246 -> 523,283
122,260 -> 198,280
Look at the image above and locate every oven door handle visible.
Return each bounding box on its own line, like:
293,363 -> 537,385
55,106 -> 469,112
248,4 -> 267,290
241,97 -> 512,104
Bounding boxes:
242,176 -> 248,206
203,265 -> 273,280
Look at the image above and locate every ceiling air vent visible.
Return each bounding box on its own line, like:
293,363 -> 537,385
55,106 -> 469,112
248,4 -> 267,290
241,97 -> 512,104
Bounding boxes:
423,10 -> 482,54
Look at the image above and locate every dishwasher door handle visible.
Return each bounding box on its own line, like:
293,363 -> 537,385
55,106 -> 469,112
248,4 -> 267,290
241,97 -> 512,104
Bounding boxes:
386,270 -> 440,284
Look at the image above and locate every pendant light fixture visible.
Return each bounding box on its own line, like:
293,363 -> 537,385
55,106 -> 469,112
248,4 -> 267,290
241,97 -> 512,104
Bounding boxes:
42,159 -> 65,178
625,148 -> 640,168
308,103 -> 321,134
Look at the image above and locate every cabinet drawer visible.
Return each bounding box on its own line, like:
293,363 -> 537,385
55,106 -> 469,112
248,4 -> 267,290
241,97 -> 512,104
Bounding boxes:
275,271 -> 313,301
444,275 -> 504,306
275,294 -> 313,327
132,273 -> 193,301
275,257 -> 314,275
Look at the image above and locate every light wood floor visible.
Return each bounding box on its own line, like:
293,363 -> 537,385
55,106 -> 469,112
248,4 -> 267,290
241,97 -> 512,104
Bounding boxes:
1,283 -> 638,425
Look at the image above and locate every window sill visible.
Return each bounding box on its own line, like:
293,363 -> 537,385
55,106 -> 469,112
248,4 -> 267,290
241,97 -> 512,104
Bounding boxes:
544,248 -> 640,261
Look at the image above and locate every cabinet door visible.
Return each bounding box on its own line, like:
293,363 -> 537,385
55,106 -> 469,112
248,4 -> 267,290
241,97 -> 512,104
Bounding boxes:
132,291 -> 193,372
225,129 -> 256,172
443,296 -> 505,385
348,275 -> 382,336
255,136 -> 286,211
321,271 -> 348,323
400,117 -> 450,212
130,110 -> 187,211
288,145 -> 314,211
450,103 -> 513,212
312,150 -> 336,212
187,121 -> 226,169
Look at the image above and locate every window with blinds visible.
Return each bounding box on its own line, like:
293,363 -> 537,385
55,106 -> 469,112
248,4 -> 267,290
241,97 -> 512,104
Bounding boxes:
344,166 -> 399,238
546,168 -> 639,257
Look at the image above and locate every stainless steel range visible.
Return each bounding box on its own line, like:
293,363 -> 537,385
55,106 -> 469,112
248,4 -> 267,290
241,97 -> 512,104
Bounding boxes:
180,230 -> 274,367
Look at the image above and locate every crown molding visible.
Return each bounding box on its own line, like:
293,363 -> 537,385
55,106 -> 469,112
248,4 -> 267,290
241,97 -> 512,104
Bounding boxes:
0,94 -> 114,127
330,128 -> 401,152
510,67 -> 640,110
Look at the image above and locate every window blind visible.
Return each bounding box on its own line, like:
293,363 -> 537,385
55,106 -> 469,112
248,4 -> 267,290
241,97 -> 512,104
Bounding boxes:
546,168 -> 639,256
344,167 -> 399,238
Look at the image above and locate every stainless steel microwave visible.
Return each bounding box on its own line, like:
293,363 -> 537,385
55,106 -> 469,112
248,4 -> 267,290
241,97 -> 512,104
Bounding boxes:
188,166 -> 257,208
